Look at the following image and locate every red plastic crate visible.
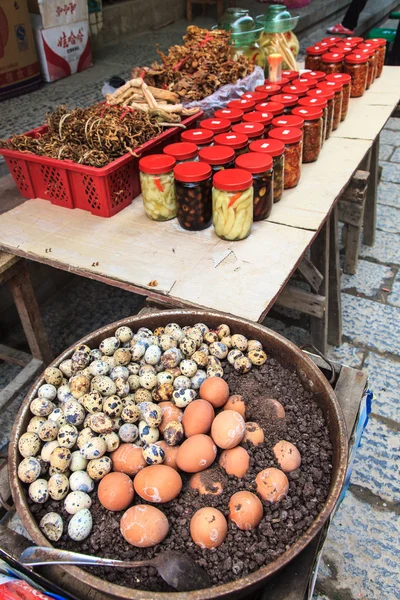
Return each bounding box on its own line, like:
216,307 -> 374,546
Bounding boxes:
0,112 -> 202,218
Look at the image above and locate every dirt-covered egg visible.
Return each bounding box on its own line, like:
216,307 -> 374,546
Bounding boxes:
176,434 -> 217,473
110,366 -> 129,382
59,359 -> 73,378
40,512 -> 63,542
70,451 -> 88,472
191,370 -> 207,390
158,402 -> 183,435
134,464 -> 182,503
209,342 -> 229,359
179,360 -> 197,378
30,398 -> 54,417
77,427 -> 96,449
119,423 -> 138,443
18,457 -> 41,483
142,443 -> 165,465
211,410 -> 245,449
172,388 -> 196,408
273,440 -> 301,472
87,456 -> 112,481
248,349 -> 267,366
64,490 -> 92,514
115,326 -> 133,343
190,507 -> 227,549
87,412 -> 114,434
44,367 -> 63,387
191,351 -> 208,368
163,421 -> 184,446
190,468 -> 223,496
91,375 -> 116,397
143,345 -> 161,366
182,399 -> 214,437
229,491 -> 263,530
99,336 -> 120,356
80,437 -> 107,460
231,334 -> 248,352
38,384 -> 57,401
69,375 -> 90,399
223,395 -> 246,418
50,447 -> 71,473
102,396 -> 123,418
41,441 -> 59,462
68,508 -> 92,541
120,505 -> 169,547
100,431 -> 120,452
219,447 -> 250,478
112,444 -> 146,476
234,356 -> 252,374
256,467 -> 289,502
113,348 -> 131,366
39,420 -> 58,442
139,371 -> 158,390
18,432 -> 40,457
28,478 -> 48,504
27,416 -> 46,436
121,403 -> 140,423
243,422 -> 264,446
47,472 -> 69,500
70,470 -> 95,493
57,384 -> 73,403
138,420 -> 159,444
199,377 -> 229,408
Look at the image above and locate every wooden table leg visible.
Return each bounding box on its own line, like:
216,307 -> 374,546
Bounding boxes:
363,136 -> 379,246
310,222 -> 329,354
328,206 -> 342,346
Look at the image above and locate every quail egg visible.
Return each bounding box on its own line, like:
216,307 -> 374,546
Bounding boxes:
191,351 -> 208,368
193,322 -> 208,336
221,336 -> 232,348
139,402 -> 162,427
142,443 -> 165,465
164,323 -> 184,342
118,423 -> 138,443
28,478 -> 48,504
138,420 -> 159,444
139,371 -> 158,390
114,377 -> 130,398
163,421 -> 184,446
30,398 -> 54,417
59,359 -> 73,378
127,375 -> 141,392
231,334 -> 248,352
68,508 -> 93,541
40,512 -> 63,542
137,327 -> 153,338
110,366 -> 129,381
161,348 -> 182,370
87,456 -> 112,480
39,420 -> 59,442
89,360 -> 110,377
152,382 -> 174,402
234,356 -> 252,374
18,457 -> 41,483
134,388 -> 152,404
113,348 -> 131,366
27,417 -> 46,436
49,447 -> 72,473
71,350 -> 91,371
159,334 -> 177,352
102,397 -> 123,419
57,384 -> 73,403
173,375 -> 191,390
69,375 -> 90,399
172,388 -> 197,408
130,342 -> 146,361
48,473 -> 69,500
99,337 -> 120,356
216,324 -> 230,339
77,427 -> 96,449
75,343 -> 91,354
48,408 -> 67,427
127,363 -> 140,376
57,424 -> 78,448
157,371 -> 174,385
80,437 -> 107,460
41,440 -> 59,462
121,403 -> 140,423
179,337 -> 197,357
70,471 -> 95,493
207,365 -> 224,378
144,345 -> 161,366
81,391 -> 103,414
102,355 -> 116,370
91,375 -> 116,397
63,400 -> 86,426
49,465 -> 71,478
115,326 -> 133,343
227,349 -> 244,365
180,360 -> 198,378
191,370 -> 207,390
248,349 -> 267,366
44,367 -> 63,387
204,331 -> 218,344
100,431 -> 120,452
65,490 -> 92,515
38,384 -> 57,401
247,339 -> 263,352
209,342 -> 228,360
154,326 -> 165,337
18,432 -> 41,458
70,451 -> 88,472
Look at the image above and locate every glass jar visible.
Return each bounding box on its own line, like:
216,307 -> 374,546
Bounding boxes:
198,145 -> 235,174
269,127 -> 303,189
270,93 -> 299,114
249,139 -> 285,203
214,108 -> 244,124
282,84 -> 309,98
139,154 -> 177,221
200,118 -> 231,134
235,152 -> 274,220
227,98 -> 255,113
298,76 -> 316,89
368,38 -> 386,77
320,52 -> 345,75
256,101 -> 284,116
272,114 -> 304,130
357,47 -> 376,88
174,162 -> 212,231
317,81 -> 342,131
326,73 -> 351,121
242,91 -> 270,103
321,36 -> 342,46
344,36 -> 364,45
331,44 -> 354,58
233,121 -> 265,141
307,88 -> 334,139
212,169 -> 253,241
298,96 -> 328,145
214,132 -> 249,157
344,53 -> 369,97
301,70 -> 326,82
181,129 -> 214,148
264,77 -> 290,86
242,111 -> 272,132
255,83 -> 281,95
292,107 -> 323,163
281,70 -> 299,81
305,45 -> 325,71
164,142 -> 198,164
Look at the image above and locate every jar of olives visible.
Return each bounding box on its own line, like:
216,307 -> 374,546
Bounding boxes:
198,145 -> 235,174
139,154 -> 177,221
292,106 -> 323,163
200,118 -> 231,134
326,73 -> 352,121
235,152 -> 274,221
212,169 -> 253,241
269,127 -> 303,189
249,139 -> 285,203
233,121 -> 265,141
164,142 -> 198,164
214,132 -> 249,157
256,101 -> 285,117
298,96 -> 328,145
213,108 -> 244,124
344,53 -> 369,97
320,52 -> 345,75
270,93 -> 299,115
306,88 -> 335,139
174,162 -> 212,231
242,111 -> 272,131
227,98 -> 255,113
181,129 -> 214,148
317,80 -> 343,130
305,44 -> 325,71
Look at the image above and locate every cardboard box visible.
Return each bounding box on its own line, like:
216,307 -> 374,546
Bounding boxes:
27,0 -> 88,29
0,0 -> 41,101
32,18 -> 92,82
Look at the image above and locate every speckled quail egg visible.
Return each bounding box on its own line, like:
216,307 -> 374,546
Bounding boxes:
115,326 -> 133,343
48,408 -> 67,427
41,441 -> 59,462
59,359 -> 73,378
87,412 -> 114,434
70,451 -> 88,472
172,388 -> 197,408
38,383 -> 57,401
179,360 -> 197,378
30,398 -> 54,417
29,479 -> 49,504
209,342 -> 228,360
87,456 -> 112,481
49,465 -> 71,478
130,342 -> 146,361
114,377 -> 130,398
119,423 -> 139,443
77,427 -> 96,449
57,384 -> 73,403
89,360 -> 110,377
247,339 -> 263,352
80,437 -> 107,460
144,345 -> 161,366
204,331 -> 218,344
127,374 -> 141,392
221,335 -> 232,349
68,508 -> 92,541
81,391 -> 102,414
102,355 -> 116,370
248,349 -> 267,366
152,383 -> 174,403
138,420 -> 159,444
39,420 -> 59,442
142,443 -> 165,465
48,473 -> 69,500
121,403 -> 140,423
234,356 -> 252,374
228,349 -> 244,365
137,326 -> 153,338
157,371 -> 174,385
134,388 -> 152,404
100,431 -> 120,452
75,344 -> 91,354
91,375 -> 116,397
27,416 -> 46,436
127,363 -> 140,376
194,323 -> 209,336
216,324 -> 230,339
161,348 -> 183,370
187,327 -> 203,348
112,348 -> 130,366
191,370 -> 207,390
110,366 -> 129,381
139,402 -> 162,427
199,343 -> 210,355
18,457 -> 41,483
173,376 -> 191,390
139,371 -> 158,390
69,375 -> 90,399
164,420 -> 185,446
18,432 -> 41,458
89,347 -> 102,360
70,470 -> 94,493
40,512 -> 63,542
179,337 -> 197,357
65,490 -> 92,515
102,395 -> 123,418
63,400 -> 86,426
154,326 -> 165,337
50,447 -> 71,473
139,363 -> 157,376
207,365 -> 224,378
164,323 -> 184,342
231,334 -> 248,352
191,351 -> 208,368
57,424 -> 78,448
159,334 -> 177,352
99,336 -> 120,356
71,350 -> 91,372
44,367 -> 63,387
208,356 -> 222,369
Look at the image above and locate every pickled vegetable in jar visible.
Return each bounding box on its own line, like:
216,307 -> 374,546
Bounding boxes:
357,46 -> 376,88
235,152 -> 273,221
270,93 -> 299,114
272,114 -> 304,130
249,139 -> 285,203
181,129 -> 214,148
292,107 -> 323,163
164,142 -> 198,164
200,118 -> 231,134
367,38 -> 386,77
212,169 -> 253,241
227,98 -> 256,113
321,36 -> 342,46
343,36 -> 363,45
241,91 -> 269,103
214,108 -> 244,124
298,76 -> 316,89
317,81 -> 342,130
255,83 -> 281,95
233,121 -> 265,141
255,101 -> 285,116
281,70 -> 299,82
320,52 -> 345,75
269,127 -> 303,189
301,70 -> 326,82
282,84 -> 309,98
344,53 -> 369,97
242,111 -> 272,131
331,44 -> 354,58
214,132 -> 249,157
198,145 -> 235,174
298,96 -> 328,144
139,154 -> 177,222
306,88 -> 334,139
326,73 -> 351,121
174,162 -> 212,231
305,44 -> 325,71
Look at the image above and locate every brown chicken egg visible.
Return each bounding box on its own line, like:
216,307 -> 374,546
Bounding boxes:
273,440 -> 301,472
134,464 -> 182,503
266,398 -> 286,418
199,377 -> 229,408
158,402 -> 183,435
111,444 -> 146,476
156,441 -> 179,470
242,422 -> 265,446
219,446 -> 250,478
120,505 -> 169,548
222,395 -> 246,418
190,468 -> 223,496
176,434 -> 217,472
98,472 -> 134,511
211,410 -> 245,449
256,467 -> 289,502
182,399 -> 215,436
229,491 -> 263,530
190,507 -> 228,549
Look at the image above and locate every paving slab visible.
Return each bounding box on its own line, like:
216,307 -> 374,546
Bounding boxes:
386,117 -> 400,131
360,229 -> 400,265
387,270 -> 400,308
326,343 -> 365,369
379,144 -> 395,161
363,352 -> 400,421
377,181 -> 400,208
380,161 -> 400,184
342,260 -> 394,297
376,204 -> 400,234
390,147 -> 400,163
379,129 -> 400,146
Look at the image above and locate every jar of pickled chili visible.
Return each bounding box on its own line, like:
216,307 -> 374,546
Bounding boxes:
256,101 -> 285,116
174,162 -> 212,231
200,118 -> 231,134
139,154 -> 177,221
281,70 -> 299,81
326,73 -> 351,121
357,46 -> 376,88
331,44 -> 354,57
320,52 -> 345,75
255,83 -> 281,95
198,145 -> 235,174
213,108 -> 244,124
298,96 -> 328,144
321,36 -> 342,46
271,114 -> 304,130
344,36 -> 364,45
282,84 -> 309,98
235,152 -> 273,221
181,129 -> 214,148
214,132 -> 249,156
368,38 -> 386,77
241,91 -> 270,103
249,139 -> 285,203
242,111 -> 272,131
264,77 -> 290,86
301,70 -> 326,82
233,121 -> 265,141
292,106 -> 323,163
317,81 -> 342,130
270,93 -> 299,115
344,53 -> 369,97
299,76 -> 317,89
227,98 -> 255,113
269,127 -> 303,189
164,142 -> 198,164
305,45 -> 325,71
212,169 -> 253,241
307,87 -> 335,138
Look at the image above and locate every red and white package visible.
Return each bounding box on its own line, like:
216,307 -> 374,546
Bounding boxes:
0,573 -> 53,600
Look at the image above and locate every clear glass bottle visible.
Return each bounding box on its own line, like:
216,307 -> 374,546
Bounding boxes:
269,127 -> 303,189
174,162 -> 212,231
344,53 -> 369,97
235,152 -> 274,221
292,107 -> 323,163
305,45 -> 324,71
164,142 -> 198,164
212,169 -> 253,241
317,81 -> 343,130
139,154 -> 177,221
249,138 -> 285,203
368,38 -> 386,77
357,46 -> 376,88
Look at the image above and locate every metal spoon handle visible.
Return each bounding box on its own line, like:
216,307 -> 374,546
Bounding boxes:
20,547 -> 152,569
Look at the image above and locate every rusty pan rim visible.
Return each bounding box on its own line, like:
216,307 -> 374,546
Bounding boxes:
9,309 -> 348,600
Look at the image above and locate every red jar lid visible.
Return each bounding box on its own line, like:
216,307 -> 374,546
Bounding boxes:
164,142 -> 198,160
299,96 -> 327,109
272,114 -> 304,129
317,81 -> 343,93
326,73 -> 352,85
181,129 -> 214,145
321,52 -> 344,64
200,118 -> 231,133
301,70 -> 326,81
299,77 -> 316,88
139,154 -> 176,175
345,52 -> 370,64
264,77 -> 290,85
360,41 -> 379,49
249,139 -> 285,157
358,47 -> 375,57
241,91 -> 269,102
214,108 -> 244,123
256,101 -> 285,115
213,168 -> 253,191
340,39 -> 359,48
243,111 -> 272,126
233,121 -> 265,138
332,44 -> 354,55
344,36 -> 364,44
255,83 -> 281,94
281,70 -> 299,81
174,161 -> 211,183
214,132 -> 249,150
269,127 -> 303,144
198,145 -> 235,166
282,84 -> 309,96
292,106 -> 323,120
368,38 -> 386,47
270,93 -> 299,107
322,36 -> 341,44
318,41 -> 331,49
235,151 -> 273,173
306,44 -> 325,56
307,87 -> 335,100
227,98 -> 255,112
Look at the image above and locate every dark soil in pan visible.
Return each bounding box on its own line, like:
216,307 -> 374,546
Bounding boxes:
31,358 -> 333,592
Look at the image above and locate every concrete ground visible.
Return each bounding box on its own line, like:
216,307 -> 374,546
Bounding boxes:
0,13 -> 399,600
